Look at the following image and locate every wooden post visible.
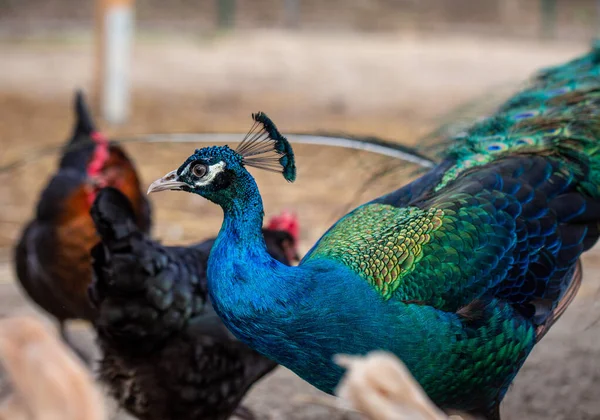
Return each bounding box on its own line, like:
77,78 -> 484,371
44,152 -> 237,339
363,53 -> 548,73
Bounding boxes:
94,0 -> 135,124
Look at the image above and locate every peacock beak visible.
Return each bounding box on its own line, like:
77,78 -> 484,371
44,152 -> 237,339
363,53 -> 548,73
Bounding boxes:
147,170 -> 187,194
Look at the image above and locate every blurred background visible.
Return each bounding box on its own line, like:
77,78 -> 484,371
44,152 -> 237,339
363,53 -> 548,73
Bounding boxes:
1,1 -> 600,419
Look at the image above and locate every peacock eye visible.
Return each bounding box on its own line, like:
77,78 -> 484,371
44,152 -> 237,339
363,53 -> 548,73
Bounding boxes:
486,142 -> 508,152
191,163 -> 208,178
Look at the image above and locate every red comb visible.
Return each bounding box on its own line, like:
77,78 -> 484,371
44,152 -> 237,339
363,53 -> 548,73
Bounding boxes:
267,211 -> 299,244
91,131 -> 108,143
87,131 -> 110,177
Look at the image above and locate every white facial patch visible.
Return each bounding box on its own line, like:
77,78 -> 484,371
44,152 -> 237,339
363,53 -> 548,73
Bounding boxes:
185,161 -> 226,187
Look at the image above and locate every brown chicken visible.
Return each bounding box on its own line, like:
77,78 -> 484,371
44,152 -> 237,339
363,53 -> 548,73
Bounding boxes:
13,91 -> 151,360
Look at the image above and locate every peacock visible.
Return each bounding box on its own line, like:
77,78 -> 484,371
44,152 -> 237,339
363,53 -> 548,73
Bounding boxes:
146,44 -> 600,419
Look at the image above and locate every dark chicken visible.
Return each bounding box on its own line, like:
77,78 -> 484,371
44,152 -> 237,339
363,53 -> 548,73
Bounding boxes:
89,187 -> 299,420
14,91 -> 151,359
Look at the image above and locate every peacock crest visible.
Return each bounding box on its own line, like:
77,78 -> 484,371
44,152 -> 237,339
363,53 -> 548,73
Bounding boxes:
236,112 -> 296,182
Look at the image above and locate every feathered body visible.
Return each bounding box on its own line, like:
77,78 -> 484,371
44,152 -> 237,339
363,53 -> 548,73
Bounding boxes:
14,92 -> 150,352
89,188 -> 298,420
149,46 -> 600,419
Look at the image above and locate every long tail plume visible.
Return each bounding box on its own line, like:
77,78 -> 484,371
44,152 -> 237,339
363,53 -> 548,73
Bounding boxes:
0,131 -> 435,175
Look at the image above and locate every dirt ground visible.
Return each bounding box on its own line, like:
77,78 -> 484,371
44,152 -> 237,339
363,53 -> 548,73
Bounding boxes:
1,32 -> 600,419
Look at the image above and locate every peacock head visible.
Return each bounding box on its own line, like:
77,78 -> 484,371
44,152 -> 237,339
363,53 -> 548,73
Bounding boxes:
147,112 -> 296,207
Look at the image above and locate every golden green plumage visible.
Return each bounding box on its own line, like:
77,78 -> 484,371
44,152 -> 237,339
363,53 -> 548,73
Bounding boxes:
310,205 -> 444,299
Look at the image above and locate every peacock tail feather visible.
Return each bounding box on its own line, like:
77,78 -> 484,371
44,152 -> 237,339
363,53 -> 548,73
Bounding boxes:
435,43 -> 600,195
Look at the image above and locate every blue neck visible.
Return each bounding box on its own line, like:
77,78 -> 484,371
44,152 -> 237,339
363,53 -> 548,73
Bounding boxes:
207,172 -> 296,315
220,180 -> 268,260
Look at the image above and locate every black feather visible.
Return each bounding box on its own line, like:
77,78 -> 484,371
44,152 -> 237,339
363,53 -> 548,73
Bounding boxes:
72,89 -> 96,138
59,90 -> 98,172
